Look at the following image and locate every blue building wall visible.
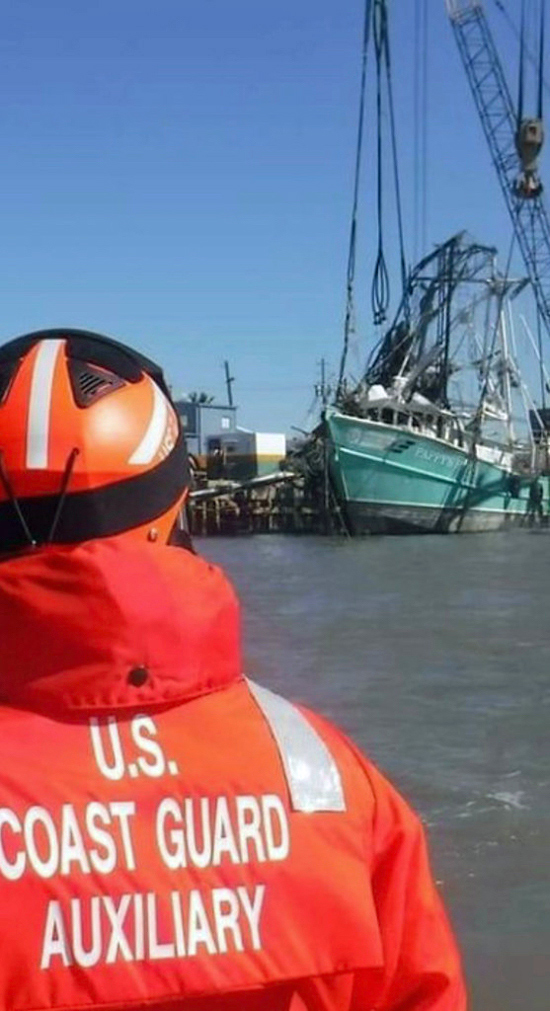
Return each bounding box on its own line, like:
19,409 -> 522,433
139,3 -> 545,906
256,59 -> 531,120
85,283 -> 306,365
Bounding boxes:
174,400 -> 237,458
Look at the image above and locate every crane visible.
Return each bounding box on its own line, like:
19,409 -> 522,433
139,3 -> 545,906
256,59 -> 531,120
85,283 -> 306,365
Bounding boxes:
446,0 -> 550,339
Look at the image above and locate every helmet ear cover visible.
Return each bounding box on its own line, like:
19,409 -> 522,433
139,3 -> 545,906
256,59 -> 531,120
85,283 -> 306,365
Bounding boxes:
0,329 -> 191,552
0,428 -> 190,552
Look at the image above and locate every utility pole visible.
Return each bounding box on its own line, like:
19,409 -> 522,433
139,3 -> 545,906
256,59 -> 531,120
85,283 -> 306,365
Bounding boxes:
315,357 -> 331,406
224,360 -> 235,407
321,357 -> 327,406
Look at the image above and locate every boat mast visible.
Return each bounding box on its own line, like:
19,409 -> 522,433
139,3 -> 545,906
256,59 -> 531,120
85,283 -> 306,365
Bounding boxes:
498,300 -> 516,447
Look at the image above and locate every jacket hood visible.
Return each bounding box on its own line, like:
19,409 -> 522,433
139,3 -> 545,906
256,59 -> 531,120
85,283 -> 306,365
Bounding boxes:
0,540 -> 242,715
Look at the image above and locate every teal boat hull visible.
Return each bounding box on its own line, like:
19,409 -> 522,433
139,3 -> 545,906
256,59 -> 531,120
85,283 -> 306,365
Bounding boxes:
326,412 -> 548,534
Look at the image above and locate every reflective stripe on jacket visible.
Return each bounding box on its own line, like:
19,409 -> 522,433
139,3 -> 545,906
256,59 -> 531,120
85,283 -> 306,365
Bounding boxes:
0,540 -> 467,1011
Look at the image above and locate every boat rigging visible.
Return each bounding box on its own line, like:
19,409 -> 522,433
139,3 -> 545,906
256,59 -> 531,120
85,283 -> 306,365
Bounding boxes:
303,2 -> 550,536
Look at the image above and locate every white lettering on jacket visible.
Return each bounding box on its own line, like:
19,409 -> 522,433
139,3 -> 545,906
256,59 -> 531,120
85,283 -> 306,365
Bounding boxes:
0,793 -> 289,880
40,886 -> 266,968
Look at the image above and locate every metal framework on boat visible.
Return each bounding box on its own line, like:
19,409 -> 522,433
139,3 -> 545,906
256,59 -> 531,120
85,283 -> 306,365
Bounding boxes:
361,234 -> 499,408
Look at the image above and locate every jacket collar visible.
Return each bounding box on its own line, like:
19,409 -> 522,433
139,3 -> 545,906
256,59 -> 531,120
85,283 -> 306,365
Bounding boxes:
0,540 -> 242,715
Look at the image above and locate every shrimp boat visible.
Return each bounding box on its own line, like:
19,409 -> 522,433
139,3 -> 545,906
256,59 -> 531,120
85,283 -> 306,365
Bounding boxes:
308,233 -> 550,534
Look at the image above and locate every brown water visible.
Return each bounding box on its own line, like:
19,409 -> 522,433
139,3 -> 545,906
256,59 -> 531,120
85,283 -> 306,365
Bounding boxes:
201,532 -> 550,1011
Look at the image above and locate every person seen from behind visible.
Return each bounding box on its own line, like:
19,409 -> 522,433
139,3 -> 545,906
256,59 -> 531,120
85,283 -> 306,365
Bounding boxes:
0,329 -> 467,1010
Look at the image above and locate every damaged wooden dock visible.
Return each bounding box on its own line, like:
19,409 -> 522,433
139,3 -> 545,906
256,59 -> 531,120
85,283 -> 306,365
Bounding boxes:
188,470 -> 348,536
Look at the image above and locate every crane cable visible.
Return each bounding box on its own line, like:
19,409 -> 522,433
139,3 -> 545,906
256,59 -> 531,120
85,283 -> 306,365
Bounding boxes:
494,0 -> 550,99
414,4 -> 421,263
518,0 -> 526,124
414,0 -> 429,265
371,0 -> 408,327
383,0 -> 409,323
338,0 -> 409,391
371,0 -> 391,328
538,0 -> 545,119
337,0 -> 372,395
536,0 -> 547,408
517,0 -> 545,125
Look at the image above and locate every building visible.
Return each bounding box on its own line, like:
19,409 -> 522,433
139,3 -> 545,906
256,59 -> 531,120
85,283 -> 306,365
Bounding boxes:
174,399 -> 237,464
174,398 -> 286,481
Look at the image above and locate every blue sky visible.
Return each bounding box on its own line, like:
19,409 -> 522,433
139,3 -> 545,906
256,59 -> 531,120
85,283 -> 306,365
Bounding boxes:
0,0 -> 544,433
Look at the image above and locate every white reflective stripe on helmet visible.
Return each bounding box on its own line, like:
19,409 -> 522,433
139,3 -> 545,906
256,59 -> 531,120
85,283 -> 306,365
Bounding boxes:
26,339 -> 64,469
129,378 -> 168,465
247,679 -> 346,813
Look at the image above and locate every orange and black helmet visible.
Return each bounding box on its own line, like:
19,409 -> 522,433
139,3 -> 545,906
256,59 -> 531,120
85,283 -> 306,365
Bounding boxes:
0,328 -> 191,552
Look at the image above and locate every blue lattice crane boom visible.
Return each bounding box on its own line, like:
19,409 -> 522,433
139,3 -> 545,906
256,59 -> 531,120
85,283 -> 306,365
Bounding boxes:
446,0 -> 550,338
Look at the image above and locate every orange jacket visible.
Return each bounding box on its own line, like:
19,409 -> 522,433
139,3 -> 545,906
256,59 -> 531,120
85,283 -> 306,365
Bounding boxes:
0,540 -> 466,1011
